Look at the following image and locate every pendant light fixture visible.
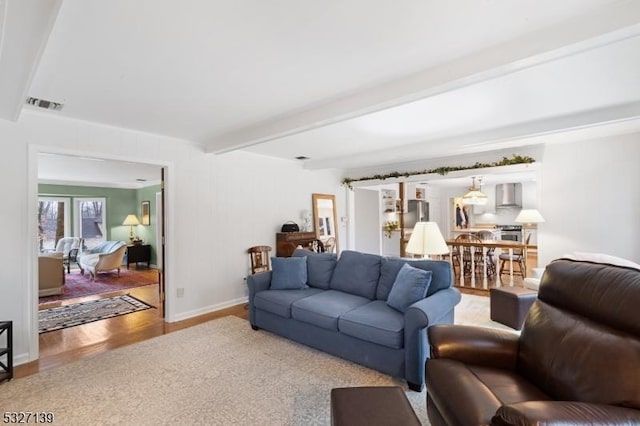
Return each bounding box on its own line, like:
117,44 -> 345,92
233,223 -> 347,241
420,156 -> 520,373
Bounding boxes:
462,176 -> 488,205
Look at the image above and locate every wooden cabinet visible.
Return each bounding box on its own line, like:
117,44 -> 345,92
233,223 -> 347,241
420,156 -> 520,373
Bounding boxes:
126,244 -> 151,268
276,232 -> 317,257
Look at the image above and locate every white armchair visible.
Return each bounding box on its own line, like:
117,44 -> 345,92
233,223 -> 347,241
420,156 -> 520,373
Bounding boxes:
51,237 -> 82,273
78,241 -> 127,281
54,237 -> 81,257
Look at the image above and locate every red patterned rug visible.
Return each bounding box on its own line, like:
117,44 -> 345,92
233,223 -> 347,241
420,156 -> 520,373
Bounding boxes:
39,268 -> 159,304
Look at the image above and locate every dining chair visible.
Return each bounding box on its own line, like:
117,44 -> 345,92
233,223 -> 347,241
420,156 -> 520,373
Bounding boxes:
499,233 -> 531,277
454,233 -> 486,276
247,246 -> 272,275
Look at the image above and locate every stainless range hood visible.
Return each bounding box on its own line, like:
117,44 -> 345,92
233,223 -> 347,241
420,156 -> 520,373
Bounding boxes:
496,183 -> 522,208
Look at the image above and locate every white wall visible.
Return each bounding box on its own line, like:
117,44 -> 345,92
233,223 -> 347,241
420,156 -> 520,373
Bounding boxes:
538,133 -> 640,266
0,111 -> 344,364
353,188 -> 381,254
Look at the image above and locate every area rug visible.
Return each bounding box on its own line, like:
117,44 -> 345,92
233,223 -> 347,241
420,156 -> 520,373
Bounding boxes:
38,268 -> 159,303
4,316 -> 429,425
38,294 -> 153,334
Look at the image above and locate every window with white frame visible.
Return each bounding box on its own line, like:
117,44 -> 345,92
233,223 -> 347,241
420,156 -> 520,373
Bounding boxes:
74,198 -> 107,250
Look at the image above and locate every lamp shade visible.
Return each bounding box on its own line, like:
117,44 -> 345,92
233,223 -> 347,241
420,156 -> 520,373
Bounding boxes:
461,177 -> 488,205
406,222 -> 449,256
122,214 -> 140,226
515,209 -> 545,225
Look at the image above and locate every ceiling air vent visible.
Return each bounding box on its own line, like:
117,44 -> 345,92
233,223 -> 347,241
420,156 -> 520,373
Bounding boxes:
26,97 -> 64,111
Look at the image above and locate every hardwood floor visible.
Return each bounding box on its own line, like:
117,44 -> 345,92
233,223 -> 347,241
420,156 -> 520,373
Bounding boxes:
16,284 -> 248,379
16,253 -> 539,379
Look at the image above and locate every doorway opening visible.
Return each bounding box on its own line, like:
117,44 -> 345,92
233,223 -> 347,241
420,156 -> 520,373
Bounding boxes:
30,150 -> 170,372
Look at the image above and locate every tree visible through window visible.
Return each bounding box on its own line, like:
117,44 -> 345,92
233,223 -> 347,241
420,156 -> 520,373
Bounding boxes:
37,198 -> 70,251
75,198 -> 106,250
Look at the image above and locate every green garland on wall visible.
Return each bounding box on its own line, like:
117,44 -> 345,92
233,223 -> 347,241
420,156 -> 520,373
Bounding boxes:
342,154 -> 535,189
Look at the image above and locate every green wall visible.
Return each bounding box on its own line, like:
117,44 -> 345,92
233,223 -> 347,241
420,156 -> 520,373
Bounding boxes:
38,184 -> 161,265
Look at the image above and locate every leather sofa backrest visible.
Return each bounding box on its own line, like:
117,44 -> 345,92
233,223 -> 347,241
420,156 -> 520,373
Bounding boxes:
518,259 -> 640,409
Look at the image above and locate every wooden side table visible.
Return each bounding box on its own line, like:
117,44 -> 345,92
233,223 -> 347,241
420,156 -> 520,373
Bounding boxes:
0,321 -> 13,382
126,244 -> 151,268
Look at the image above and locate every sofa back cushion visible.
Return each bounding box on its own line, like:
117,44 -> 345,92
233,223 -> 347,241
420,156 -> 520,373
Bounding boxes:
518,259 -> 640,409
292,249 -> 337,289
329,250 -> 381,299
377,257 -> 452,300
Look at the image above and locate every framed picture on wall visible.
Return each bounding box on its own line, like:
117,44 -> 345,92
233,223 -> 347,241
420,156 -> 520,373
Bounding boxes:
141,201 -> 150,225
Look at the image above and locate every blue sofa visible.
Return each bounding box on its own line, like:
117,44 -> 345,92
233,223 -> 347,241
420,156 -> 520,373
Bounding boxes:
247,249 -> 461,391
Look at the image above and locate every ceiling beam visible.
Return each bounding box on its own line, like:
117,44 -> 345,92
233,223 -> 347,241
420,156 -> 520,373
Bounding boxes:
205,1 -> 640,155
305,102 -> 640,170
0,0 -> 62,122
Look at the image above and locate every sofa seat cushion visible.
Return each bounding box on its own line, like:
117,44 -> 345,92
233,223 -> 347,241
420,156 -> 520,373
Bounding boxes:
338,300 -> 404,349
292,290 -> 370,331
426,359 -> 551,425
254,288 -> 323,318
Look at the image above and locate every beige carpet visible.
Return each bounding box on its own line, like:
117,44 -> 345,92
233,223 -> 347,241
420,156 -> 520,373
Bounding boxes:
2,294 -> 507,426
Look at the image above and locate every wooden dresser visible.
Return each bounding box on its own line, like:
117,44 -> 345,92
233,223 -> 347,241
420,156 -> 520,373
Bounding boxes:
276,232 -> 317,257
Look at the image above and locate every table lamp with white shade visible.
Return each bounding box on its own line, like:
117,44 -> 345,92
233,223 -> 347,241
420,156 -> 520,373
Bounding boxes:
405,222 -> 449,258
515,209 -> 545,243
122,214 -> 140,243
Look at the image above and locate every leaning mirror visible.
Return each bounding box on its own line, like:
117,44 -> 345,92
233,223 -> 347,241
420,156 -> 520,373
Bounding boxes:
312,193 -> 339,253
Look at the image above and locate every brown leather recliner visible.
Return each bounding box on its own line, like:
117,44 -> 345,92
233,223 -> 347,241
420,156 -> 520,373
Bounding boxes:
425,258 -> 640,426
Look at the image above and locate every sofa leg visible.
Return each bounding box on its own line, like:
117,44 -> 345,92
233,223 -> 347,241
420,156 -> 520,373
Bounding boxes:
251,325 -> 259,331
407,381 -> 423,392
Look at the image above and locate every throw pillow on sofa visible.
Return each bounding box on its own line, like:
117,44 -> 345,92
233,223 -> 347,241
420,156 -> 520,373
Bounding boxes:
387,263 -> 432,313
270,256 -> 308,290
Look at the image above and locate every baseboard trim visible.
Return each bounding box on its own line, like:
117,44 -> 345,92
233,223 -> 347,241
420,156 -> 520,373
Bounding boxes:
169,296 -> 248,323
13,352 -> 32,367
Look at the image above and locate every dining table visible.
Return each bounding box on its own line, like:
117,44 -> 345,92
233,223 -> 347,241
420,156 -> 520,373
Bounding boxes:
445,239 -> 537,288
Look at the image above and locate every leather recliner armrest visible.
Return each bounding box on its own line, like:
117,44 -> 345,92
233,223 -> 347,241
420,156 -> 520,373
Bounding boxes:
493,401 -> 640,425
428,324 -> 519,370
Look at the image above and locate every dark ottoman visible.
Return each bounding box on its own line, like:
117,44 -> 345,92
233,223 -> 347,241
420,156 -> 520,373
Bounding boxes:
330,386 -> 420,426
490,286 -> 537,330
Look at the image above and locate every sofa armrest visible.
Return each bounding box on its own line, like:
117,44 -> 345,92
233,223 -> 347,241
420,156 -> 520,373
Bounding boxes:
403,287 -> 461,390
246,271 -> 272,326
428,324 -> 519,370
493,401 -> 640,425
405,287 -> 461,329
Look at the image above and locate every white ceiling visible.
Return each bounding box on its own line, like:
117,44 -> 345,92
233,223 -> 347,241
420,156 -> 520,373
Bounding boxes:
38,154 -> 161,189
2,0 -> 640,175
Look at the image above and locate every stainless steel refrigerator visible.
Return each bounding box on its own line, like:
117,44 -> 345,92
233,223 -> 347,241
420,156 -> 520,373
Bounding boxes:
404,200 -> 429,229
